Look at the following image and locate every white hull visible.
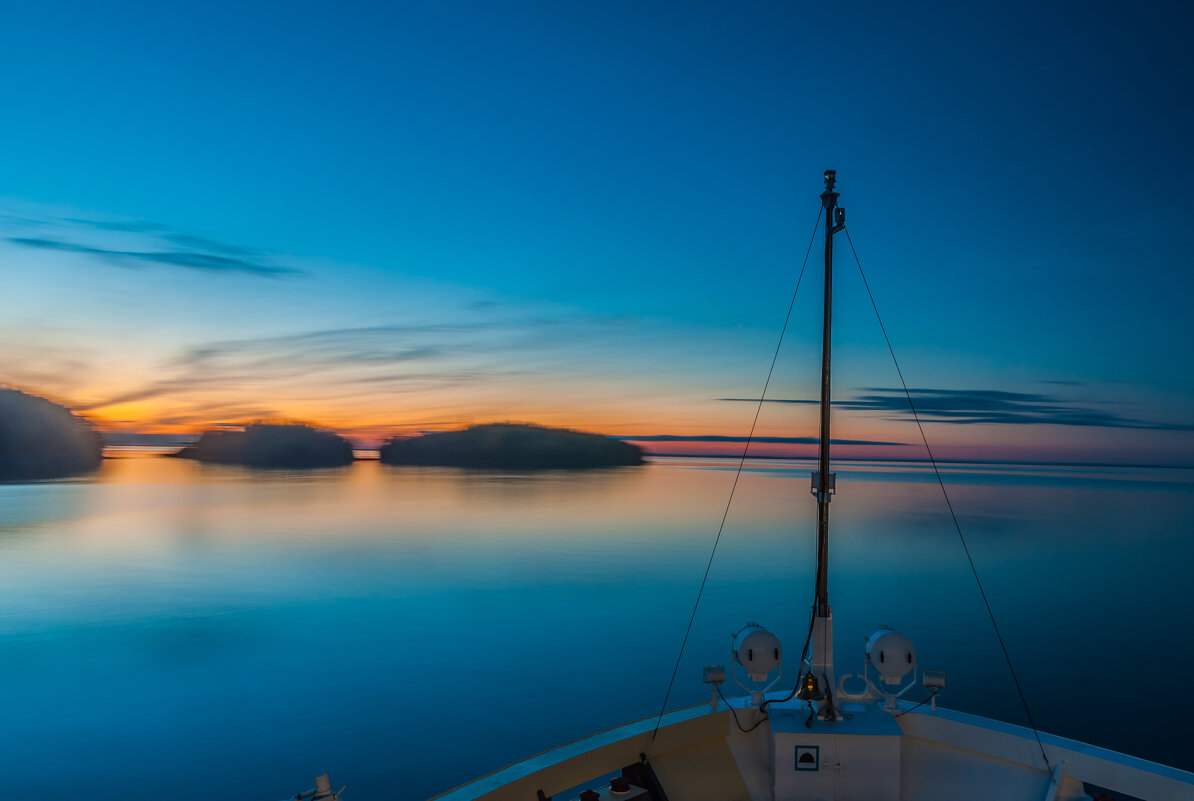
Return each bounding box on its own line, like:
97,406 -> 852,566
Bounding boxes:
434,695 -> 1194,801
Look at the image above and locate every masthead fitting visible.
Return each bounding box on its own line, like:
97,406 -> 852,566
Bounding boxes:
822,169 -> 839,209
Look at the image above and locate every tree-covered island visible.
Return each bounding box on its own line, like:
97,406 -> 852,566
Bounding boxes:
173,423 -> 354,468
378,423 -> 643,469
0,388 -> 103,480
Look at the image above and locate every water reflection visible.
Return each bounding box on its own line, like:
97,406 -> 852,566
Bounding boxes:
0,454 -> 1190,798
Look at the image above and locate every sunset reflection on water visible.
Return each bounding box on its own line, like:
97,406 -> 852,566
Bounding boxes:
0,454 -> 1191,799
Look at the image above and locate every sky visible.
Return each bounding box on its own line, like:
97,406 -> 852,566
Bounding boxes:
1,1 -> 1192,463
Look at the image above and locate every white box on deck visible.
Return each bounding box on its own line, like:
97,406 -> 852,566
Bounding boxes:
769,706 -> 902,801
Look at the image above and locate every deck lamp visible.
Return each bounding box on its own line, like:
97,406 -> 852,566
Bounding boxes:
730,623 -> 782,706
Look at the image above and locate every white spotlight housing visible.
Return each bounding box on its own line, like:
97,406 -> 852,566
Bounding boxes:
732,623 -> 782,683
730,623 -> 783,707
865,628 -> 917,686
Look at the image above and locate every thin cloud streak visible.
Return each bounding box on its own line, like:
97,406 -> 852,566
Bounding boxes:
618,434 -> 904,446
1,209 -> 304,277
8,236 -> 299,277
75,317 -> 605,427
720,388 -> 1194,431
718,398 -> 819,405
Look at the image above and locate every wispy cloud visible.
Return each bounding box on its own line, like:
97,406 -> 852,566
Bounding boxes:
161,232 -> 260,257
718,398 -> 819,405
721,388 -> 1193,431
1,210 -> 302,277
162,321 -> 565,380
618,434 -> 904,446
62,218 -> 169,233
76,318 -> 590,424
0,340 -> 109,403
8,236 -> 298,277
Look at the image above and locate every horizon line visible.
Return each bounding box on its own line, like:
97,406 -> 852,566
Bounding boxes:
99,444 -> 1194,472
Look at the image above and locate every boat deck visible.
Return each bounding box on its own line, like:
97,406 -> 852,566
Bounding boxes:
432,694 -> 1194,801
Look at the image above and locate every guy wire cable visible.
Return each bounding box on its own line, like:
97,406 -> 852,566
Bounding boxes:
842,226 -> 1052,772
647,206 -> 822,746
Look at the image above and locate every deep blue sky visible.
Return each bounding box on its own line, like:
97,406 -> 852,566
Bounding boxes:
1,1 -> 1192,461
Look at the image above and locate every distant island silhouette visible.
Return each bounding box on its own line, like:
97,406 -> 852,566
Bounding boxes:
173,423 -> 354,468
379,423 -> 643,469
0,388 -> 103,480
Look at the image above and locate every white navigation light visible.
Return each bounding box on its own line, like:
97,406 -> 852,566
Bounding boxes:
732,623 -> 782,682
865,628 -> 917,685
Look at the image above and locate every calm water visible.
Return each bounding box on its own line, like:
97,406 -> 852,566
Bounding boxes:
1,454 -> 1192,798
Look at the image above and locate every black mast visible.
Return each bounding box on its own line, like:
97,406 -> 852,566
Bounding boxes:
814,170 -> 842,618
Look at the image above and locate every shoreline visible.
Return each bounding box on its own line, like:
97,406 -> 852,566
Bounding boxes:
97,445 -> 1194,473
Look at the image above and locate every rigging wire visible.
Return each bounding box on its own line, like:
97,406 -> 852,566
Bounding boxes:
647,207 -> 823,747
842,226 -> 1052,772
